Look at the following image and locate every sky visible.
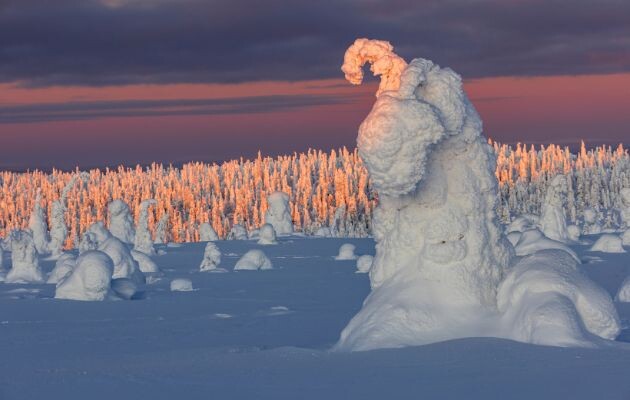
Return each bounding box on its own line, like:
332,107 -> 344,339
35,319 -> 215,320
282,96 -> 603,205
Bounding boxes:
1,0 -> 629,170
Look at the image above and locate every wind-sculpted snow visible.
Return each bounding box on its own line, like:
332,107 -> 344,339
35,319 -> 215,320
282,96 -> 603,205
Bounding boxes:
87,222 -> 145,285
108,200 -> 136,244
335,38 -> 620,352
234,249 -> 273,271
199,242 -> 222,272
134,199 -> 157,255
54,250 -> 116,301
6,230 -> 45,284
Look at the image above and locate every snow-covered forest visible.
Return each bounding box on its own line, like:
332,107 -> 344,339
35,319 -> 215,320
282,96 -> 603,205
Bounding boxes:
0,141 -> 627,246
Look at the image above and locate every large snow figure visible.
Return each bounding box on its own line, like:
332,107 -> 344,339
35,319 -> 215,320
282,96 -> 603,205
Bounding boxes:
264,192 -> 293,235
28,193 -> 50,255
134,199 -> 157,255
6,230 -> 45,284
335,39 -> 619,351
540,175 -> 569,242
50,174 -> 85,257
55,251 -> 116,301
108,200 -> 136,244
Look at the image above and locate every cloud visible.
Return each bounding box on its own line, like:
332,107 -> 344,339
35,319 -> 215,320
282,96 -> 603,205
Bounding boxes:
0,0 -> 629,87
0,93 -> 358,123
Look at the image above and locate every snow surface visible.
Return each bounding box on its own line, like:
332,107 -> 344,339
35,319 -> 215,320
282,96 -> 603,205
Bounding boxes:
0,237 -> 629,399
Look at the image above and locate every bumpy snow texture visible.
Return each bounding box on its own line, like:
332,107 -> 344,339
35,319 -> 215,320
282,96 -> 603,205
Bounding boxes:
335,38 -> 620,352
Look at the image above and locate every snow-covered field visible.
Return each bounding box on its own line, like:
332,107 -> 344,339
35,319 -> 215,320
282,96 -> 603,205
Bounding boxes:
0,235 -> 629,400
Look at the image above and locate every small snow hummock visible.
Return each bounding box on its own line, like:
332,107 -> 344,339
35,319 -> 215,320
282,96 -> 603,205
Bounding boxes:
257,223 -> 278,245
110,278 -> 138,300
47,253 -> 77,284
513,228 -> 580,262
6,230 -> 45,284
199,242 -> 222,272
264,192 -> 293,235
227,223 -> 248,240
589,234 -> 626,253
616,276 -> 630,302
539,175 -> 570,243
335,243 -> 357,260
234,249 -> 273,270
55,251 -> 116,301
170,278 -> 194,292
134,199 -> 157,256
506,215 -> 537,234
108,199 -> 136,244
199,222 -> 219,242
356,254 -> 374,273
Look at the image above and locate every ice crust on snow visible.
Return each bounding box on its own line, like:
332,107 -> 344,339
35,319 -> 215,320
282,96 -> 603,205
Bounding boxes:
6,230 -> 45,284
264,192 -> 294,235
199,242 -> 222,272
55,251 -> 116,301
335,38 -> 619,352
108,200 -> 136,244
589,234 -> 626,253
335,243 -> 358,260
234,249 -> 273,270
199,222 -> 219,242
257,223 -> 278,245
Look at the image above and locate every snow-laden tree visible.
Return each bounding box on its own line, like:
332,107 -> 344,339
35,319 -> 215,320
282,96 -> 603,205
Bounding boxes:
540,175 -> 569,242
264,192 -> 293,235
199,242 -> 222,272
199,222 -> 219,242
6,230 -> 45,284
55,251 -> 116,301
257,223 -> 277,245
154,213 -> 169,245
620,188 -> 630,229
108,200 -> 136,244
134,199 -> 157,256
28,193 -> 50,254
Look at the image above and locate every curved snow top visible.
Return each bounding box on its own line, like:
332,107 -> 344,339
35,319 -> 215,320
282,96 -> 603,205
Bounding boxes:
234,249 -> 273,271
55,250 -> 115,301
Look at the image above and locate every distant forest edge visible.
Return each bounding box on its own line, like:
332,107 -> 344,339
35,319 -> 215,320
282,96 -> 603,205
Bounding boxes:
0,140 -> 628,247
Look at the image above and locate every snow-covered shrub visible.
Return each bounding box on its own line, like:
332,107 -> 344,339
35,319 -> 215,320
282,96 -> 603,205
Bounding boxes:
314,227 -> 333,237
257,224 -> 277,245
335,243 -> 357,260
356,255 -> 374,273
199,222 -> 219,241
227,224 -> 248,240
6,230 -> 45,284
582,208 -> 602,235
170,278 -> 193,292
134,199 -> 156,256
234,249 -> 273,270
589,234 -> 625,253
616,276 -> 630,302
87,222 -> 145,285
55,251 -> 115,301
131,250 -> 160,274
264,192 -> 293,235
540,175 -> 569,242
108,200 -> 135,244
199,242 -> 222,272
47,253 -> 77,284
514,228 -> 579,262
28,194 -> 50,254
498,249 -> 620,345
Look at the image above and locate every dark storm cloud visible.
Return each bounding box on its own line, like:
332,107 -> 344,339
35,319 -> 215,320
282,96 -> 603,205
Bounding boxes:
0,93 -> 356,123
1,0 -> 629,86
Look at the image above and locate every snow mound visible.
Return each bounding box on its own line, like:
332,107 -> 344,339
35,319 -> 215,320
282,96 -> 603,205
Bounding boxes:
335,243 -> 357,260
108,200 -> 136,244
257,223 -> 278,245
514,228 -> 579,262
498,249 -> 621,345
199,222 -> 219,241
199,242 -> 222,272
589,234 -> 625,253
111,278 -> 138,300
264,192 -> 293,235
87,222 -> 145,285
356,254 -> 374,273
227,224 -> 248,240
234,249 -> 273,270
131,249 -> 160,273
6,230 -> 45,284
616,276 -> 630,302
55,251 -> 115,301
170,278 -> 193,292
47,253 -> 77,284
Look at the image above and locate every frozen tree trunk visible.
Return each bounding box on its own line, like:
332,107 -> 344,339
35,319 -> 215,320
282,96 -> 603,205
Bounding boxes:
134,199 -> 157,256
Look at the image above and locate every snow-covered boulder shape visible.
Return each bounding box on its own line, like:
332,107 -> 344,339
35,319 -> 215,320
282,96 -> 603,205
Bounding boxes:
234,249 -> 273,270
335,39 -> 616,351
6,230 -> 45,284
134,199 -> 156,256
200,242 -> 222,271
257,223 -> 278,245
498,249 -> 620,346
589,234 -> 626,253
264,192 -> 293,235
616,276 -> 630,302
108,200 -> 136,244
567,224 -> 581,242
28,194 -> 50,254
335,243 -> 357,260
199,222 -> 219,241
227,223 -> 248,240
540,175 -> 569,242
87,222 -> 145,285
47,253 -> 77,284
356,254 -> 374,273
55,251 -> 115,301
514,228 -> 580,262
582,208 -> 602,235
131,250 -> 160,274
170,278 -> 193,292
620,188 -> 630,229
